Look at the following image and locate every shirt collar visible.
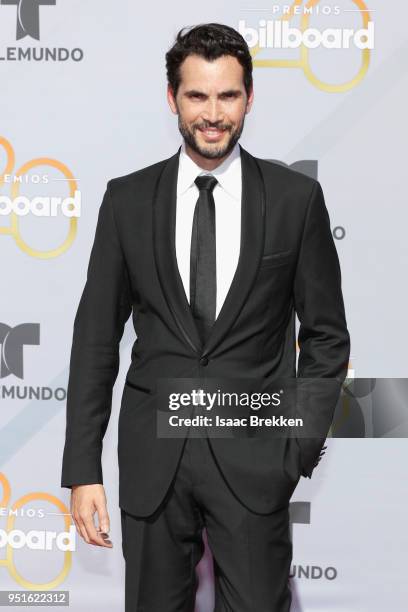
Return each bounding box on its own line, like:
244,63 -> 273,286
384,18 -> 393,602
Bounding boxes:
177,139 -> 241,200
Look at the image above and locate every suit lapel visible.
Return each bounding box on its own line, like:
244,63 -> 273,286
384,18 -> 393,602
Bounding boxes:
202,145 -> 266,355
153,147 -> 202,354
152,144 -> 266,356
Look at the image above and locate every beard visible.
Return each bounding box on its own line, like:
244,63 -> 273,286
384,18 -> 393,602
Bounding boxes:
177,112 -> 245,160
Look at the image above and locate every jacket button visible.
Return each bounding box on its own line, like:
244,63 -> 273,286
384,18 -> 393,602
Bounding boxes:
199,356 -> 209,366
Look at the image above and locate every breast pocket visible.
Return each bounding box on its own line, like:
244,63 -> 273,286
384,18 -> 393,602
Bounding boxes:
259,249 -> 293,269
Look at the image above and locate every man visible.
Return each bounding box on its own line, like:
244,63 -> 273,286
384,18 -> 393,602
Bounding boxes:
61,23 -> 350,612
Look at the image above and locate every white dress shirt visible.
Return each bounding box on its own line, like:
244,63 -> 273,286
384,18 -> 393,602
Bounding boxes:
175,140 -> 242,318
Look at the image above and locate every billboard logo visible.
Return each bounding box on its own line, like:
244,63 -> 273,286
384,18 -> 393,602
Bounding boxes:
0,191 -> 81,218
239,19 -> 374,50
0,136 -> 80,258
0,472 -> 74,588
240,1 -> 373,92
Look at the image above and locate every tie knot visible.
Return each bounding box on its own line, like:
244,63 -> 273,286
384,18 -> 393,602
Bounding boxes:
194,174 -> 218,193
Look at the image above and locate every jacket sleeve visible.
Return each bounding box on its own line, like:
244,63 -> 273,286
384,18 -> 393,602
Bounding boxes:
293,180 -> 351,477
61,181 -> 132,488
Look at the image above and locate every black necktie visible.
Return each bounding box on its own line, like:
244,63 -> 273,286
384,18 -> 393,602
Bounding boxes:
190,174 -> 218,345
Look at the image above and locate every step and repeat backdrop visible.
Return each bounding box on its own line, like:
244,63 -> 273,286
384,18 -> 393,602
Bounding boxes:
1,1 -> 407,610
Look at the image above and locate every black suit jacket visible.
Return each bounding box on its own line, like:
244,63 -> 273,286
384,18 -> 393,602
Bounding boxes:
61,145 -> 350,516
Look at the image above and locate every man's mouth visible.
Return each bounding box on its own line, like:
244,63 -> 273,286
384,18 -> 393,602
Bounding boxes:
197,126 -> 227,140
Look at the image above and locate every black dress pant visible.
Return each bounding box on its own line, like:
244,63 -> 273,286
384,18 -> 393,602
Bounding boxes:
120,435 -> 293,611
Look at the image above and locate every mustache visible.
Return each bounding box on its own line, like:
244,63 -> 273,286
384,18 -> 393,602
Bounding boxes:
193,122 -> 233,132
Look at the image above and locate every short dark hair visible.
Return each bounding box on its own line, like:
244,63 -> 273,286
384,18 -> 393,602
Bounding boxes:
165,23 -> 253,98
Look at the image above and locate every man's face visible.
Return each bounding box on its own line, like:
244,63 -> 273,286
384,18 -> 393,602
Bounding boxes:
167,54 -> 253,160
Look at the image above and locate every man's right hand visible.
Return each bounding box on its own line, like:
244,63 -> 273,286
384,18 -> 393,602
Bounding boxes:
70,484 -> 113,547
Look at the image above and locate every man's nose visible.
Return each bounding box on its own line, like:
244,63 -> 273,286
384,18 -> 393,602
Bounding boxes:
201,98 -> 223,124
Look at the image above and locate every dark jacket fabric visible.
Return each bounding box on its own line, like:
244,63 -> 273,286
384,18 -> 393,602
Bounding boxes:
61,145 -> 350,516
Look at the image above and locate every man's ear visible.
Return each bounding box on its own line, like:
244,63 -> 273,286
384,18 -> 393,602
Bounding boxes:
245,86 -> 254,113
167,85 -> 178,115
